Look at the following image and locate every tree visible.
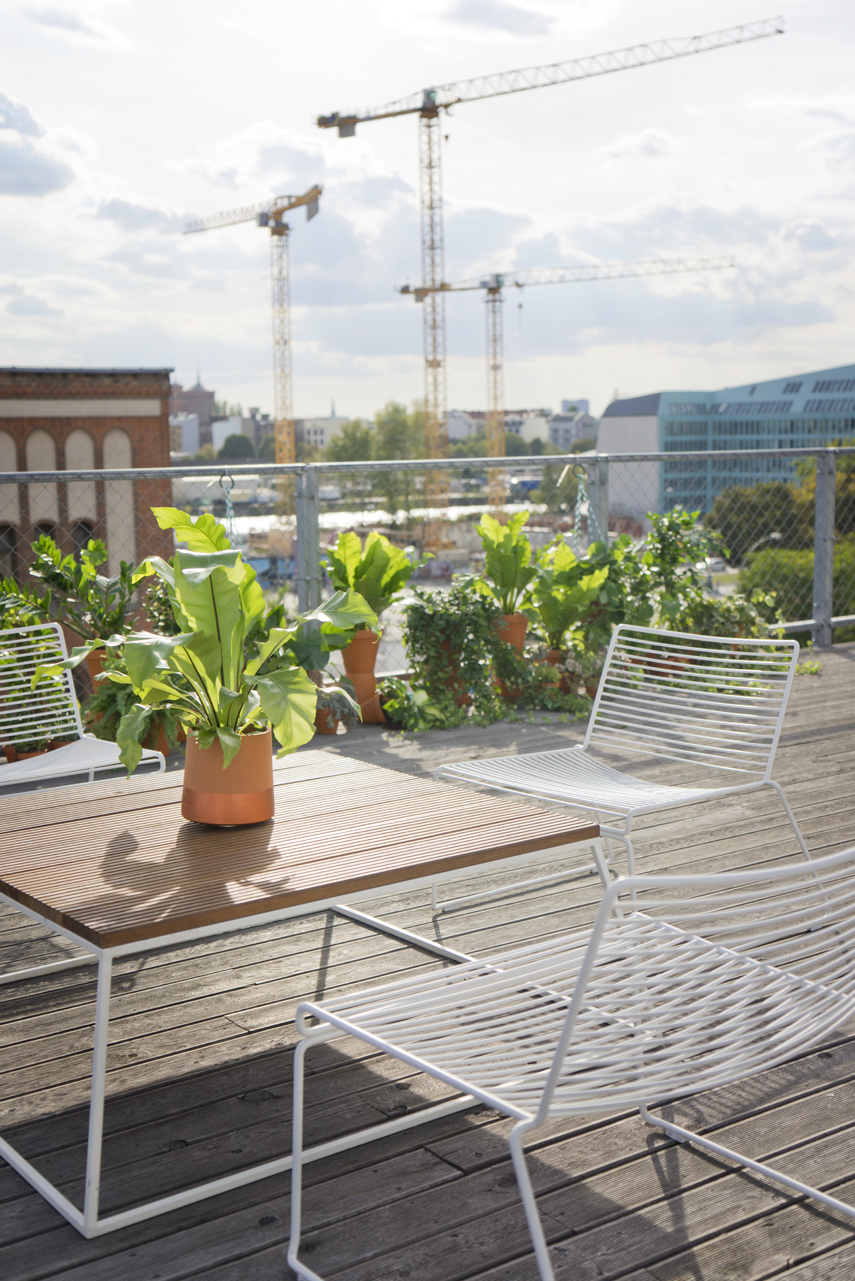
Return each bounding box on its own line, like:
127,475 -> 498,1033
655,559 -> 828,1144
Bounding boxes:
704,480 -> 812,564
325,419 -> 374,462
371,402 -> 425,521
258,435 -> 276,462
218,434 -> 255,460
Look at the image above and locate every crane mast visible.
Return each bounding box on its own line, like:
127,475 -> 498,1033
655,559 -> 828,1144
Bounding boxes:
319,19 -> 782,537
401,255 -> 736,510
183,185 -> 321,467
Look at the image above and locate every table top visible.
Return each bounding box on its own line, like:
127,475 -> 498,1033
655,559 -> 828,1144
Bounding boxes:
0,751 -> 598,949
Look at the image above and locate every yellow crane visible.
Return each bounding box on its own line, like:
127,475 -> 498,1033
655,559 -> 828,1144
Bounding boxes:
184,185 -> 322,465
318,18 -> 782,534
400,255 -> 736,508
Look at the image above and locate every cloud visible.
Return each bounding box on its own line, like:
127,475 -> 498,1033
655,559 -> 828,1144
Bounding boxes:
0,91 -> 43,137
601,129 -> 679,162
0,283 -> 24,295
447,0 -> 553,36
7,295 -> 63,316
95,198 -> 182,232
0,134 -> 73,194
23,7 -> 126,44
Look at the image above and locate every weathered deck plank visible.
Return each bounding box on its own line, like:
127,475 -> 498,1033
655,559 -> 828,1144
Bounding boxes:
0,644 -> 852,1280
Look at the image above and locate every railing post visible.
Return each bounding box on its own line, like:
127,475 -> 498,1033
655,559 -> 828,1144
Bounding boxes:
294,466 -> 321,614
587,459 -> 610,547
812,450 -> 835,647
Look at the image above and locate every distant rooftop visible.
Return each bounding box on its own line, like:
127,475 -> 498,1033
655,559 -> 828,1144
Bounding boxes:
602,393 -> 662,417
0,367 -> 174,375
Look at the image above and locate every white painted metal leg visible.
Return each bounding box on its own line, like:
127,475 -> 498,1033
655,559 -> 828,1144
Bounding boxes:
0,953 -> 98,986
332,904 -> 474,963
509,1120 -> 556,1281
83,952 -> 112,1235
767,781 -> 813,861
288,1040 -> 323,1281
640,1103 -> 855,1220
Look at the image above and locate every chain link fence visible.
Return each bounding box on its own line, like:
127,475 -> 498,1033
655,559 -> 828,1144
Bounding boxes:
1,447 -> 853,682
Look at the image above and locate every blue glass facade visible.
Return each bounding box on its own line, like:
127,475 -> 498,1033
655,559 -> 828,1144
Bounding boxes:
656,363 -> 855,513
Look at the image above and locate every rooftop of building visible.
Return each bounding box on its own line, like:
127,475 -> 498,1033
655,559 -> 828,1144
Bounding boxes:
0,367 -> 173,376
602,360 -> 855,419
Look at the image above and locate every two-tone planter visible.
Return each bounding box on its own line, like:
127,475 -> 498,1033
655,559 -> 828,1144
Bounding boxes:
182,728 -> 274,826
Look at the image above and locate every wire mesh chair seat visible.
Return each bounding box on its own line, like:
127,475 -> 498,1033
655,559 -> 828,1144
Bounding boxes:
288,845 -> 855,1281
0,623 -> 164,789
434,624 -> 809,891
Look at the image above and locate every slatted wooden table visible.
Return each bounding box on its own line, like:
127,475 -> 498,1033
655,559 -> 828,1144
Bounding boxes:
0,749 -> 600,1240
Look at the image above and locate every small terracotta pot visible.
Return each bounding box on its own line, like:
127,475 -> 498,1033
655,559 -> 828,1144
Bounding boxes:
495,613 -> 528,652
544,648 -> 573,695
314,708 -> 339,735
545,648 -> 565,666
182,729 -> 274,826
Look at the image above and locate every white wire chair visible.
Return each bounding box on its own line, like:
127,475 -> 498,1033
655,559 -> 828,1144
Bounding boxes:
288,844 -> 855,1281
433,624 -> 808,900
0,623 -> 164,789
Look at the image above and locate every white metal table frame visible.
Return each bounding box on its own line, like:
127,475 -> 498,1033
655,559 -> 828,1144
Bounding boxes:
0,834 -> 607,1238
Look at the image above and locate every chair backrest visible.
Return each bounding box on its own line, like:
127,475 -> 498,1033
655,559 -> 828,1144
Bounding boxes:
536,844 -> 855,1120
583,624 -> 799,780
0,624 -> 84,750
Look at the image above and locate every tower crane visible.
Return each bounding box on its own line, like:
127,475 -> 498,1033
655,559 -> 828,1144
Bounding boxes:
318,17 -> 783,534
184,185 -> 322,465
400,255 -> 736,508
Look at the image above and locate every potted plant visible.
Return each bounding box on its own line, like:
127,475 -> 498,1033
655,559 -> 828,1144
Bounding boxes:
314,686 -> 363,735
325,531 -> 417,721
35,507 -> 376,825
1,533 -> 138,683
529,542 -> 609,684
403,581 -> 505,725
474,511 -> 537,650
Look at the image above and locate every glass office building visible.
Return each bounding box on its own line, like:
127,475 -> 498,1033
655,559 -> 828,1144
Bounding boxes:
599,362 -> 855,517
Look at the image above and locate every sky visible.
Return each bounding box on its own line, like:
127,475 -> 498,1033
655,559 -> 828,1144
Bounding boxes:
1,0 -> 854,421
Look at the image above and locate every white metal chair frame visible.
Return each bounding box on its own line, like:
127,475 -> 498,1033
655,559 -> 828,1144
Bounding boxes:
433,625 -> 809,899
288,844 -> 855,1281
0,623 -> 164,788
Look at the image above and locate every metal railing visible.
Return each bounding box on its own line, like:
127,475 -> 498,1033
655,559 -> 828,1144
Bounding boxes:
1,445 -> 853,660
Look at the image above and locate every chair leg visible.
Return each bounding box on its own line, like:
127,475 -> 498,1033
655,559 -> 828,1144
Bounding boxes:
639,1103 -> 855,1222
766,781 -> 812,861
287,1041 -> 325,1281
509,1120 -> 556,1281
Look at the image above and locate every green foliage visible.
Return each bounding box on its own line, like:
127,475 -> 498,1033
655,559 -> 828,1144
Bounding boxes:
475,511 -> 536,614
326,530 -> 416,620
84,651 -> 183,751
661,584 -> 783,638
377,677 -> 449,731
705,481 -> 812,563
33,508 -> 378,775
529,541 -> 609,650
0,533 -> 137,640
403,580 -> 505,726
258,435 -> 276,462
325,419 -> 374,463
218,433 -> 255,460
739,539 -> 855,623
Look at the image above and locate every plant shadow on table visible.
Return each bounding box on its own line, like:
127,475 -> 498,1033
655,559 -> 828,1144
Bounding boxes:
70,821 -> 293,942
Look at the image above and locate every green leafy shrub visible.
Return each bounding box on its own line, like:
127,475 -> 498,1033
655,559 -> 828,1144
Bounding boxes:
0,534 -> 137,639
326,530 -> 417,621
738,539 -> 855,623
475,511 -> 536,614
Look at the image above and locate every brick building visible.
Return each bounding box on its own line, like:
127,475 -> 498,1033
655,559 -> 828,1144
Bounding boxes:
0,367 -> 174,580
169,378 -> 216,447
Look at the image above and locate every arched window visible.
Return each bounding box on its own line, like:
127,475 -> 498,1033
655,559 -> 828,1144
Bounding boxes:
102,429 -> 135,573
0,431 -> 19,528
26,430 -> 59,526
72,520 -> 94,557
65,430 -> 96,527
0,525 -> 16,580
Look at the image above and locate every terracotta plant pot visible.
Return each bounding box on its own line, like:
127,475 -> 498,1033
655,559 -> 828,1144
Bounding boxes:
544,648 -> 574,695
3,740 -> 70,764
314,708 -> 339,735
341,628 -> 382,719
495,613 -> 528,652
85,649 -> 107,684
143,723 -> 172,757
439,638 -> 471,707
182,728 -> 274,826
359,692 -> 387,725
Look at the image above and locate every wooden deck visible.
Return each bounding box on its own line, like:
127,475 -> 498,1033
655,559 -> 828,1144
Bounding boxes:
1,642 -> 854,1281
